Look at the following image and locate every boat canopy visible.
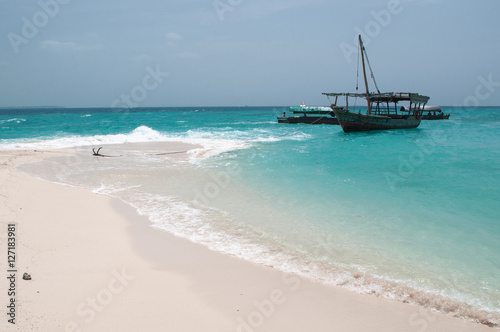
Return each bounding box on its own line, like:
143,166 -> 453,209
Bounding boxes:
322,92 -> 429,104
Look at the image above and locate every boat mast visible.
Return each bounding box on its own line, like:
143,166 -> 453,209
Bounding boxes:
359,35 -> 371,115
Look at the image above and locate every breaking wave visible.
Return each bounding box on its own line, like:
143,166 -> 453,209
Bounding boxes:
0,125 -> 310,161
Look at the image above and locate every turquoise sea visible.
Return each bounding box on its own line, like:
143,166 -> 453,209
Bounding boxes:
1,106 -> 499,327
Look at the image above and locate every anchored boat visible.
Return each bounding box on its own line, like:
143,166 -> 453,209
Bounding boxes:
403,105 -> 450,120
323,36 -> 430,132
277,103 -> 339,125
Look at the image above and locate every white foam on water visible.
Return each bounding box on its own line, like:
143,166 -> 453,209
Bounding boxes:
0,125 -> 168,149
0,118 -> 26,124
92,182 -> 142,195
0,126 -> 311,164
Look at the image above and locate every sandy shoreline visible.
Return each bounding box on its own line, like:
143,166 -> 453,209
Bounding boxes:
0,148 -> 494,331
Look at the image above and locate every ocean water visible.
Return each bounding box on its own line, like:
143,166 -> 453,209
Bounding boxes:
1,106 -> 499,327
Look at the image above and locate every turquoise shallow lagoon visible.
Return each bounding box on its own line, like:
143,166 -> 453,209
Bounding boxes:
2,106 -> 499,326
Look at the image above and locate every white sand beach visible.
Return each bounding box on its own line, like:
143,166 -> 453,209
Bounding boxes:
0,148 -> 494,332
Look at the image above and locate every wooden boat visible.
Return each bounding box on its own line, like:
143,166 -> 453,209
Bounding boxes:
277,103 -> 339,125
323,36 -> 430,132
403,106 -> 450,120
277,115 -> 339,125
422,111 -> 450,120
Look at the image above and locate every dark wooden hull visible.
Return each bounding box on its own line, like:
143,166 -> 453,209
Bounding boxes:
277,116 -> 339,125
421,114 -> 450,120
333,108 -> 421,132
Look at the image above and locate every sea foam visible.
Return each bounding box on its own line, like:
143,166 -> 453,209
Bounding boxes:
0,118 -> 26,125
0,125 -> 309,162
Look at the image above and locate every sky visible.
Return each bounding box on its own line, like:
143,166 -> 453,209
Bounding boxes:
0,0 -> 499,107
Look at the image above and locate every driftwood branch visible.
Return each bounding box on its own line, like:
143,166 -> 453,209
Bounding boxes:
92,147 -> 121,158
92,147 -> 103,156
154,150 -> 188,156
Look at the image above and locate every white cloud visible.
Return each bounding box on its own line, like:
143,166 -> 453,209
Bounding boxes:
40,40 -> 103,52
166,32 -> 182,41
166,32 -> 183,48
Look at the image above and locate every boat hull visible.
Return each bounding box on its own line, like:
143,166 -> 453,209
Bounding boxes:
421,113 -> 450,120
333,108 -> 421,132
277,116 -> 339,125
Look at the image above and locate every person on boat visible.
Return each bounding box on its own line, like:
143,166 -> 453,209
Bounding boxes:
283,112 -> 286,117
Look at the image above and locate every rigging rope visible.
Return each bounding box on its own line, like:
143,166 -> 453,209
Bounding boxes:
356,46 -> 360,93
276,104 -> 335,138
277,114 -> 331,137
362,45 -> 381,94
353,46 -> 360,111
